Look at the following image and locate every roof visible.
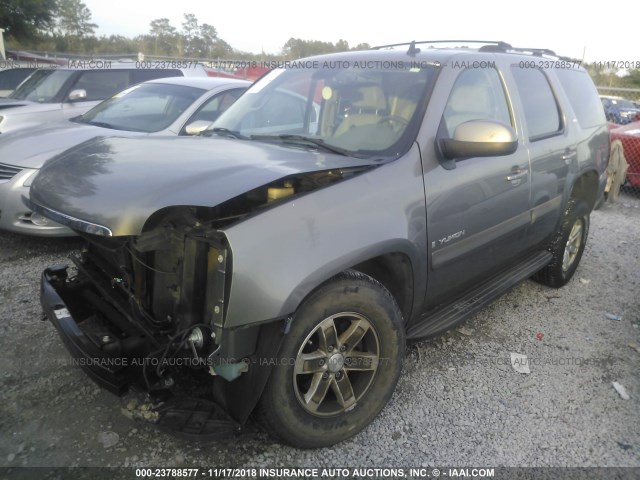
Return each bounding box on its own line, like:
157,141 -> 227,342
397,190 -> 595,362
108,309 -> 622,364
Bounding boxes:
143,76 -> 251,89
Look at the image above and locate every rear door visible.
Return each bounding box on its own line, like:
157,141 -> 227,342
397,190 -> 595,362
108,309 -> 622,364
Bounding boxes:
508,66 -> 572,248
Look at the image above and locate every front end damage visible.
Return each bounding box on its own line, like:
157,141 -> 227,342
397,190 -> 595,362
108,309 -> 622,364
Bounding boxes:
40,212 -> 287,438
36,165 -> 372,438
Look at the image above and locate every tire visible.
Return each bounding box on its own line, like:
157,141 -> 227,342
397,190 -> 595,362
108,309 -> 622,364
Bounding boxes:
257,270 -> 405,448
533,198 -> 590,288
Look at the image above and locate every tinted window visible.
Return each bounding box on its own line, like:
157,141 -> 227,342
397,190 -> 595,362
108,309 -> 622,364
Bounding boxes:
511,67 -> 561,140
8,69 -> 75,102
0,68 -> 35,89
443,68 -> 512,135
72,70 -> 131,101
555,69 -> 605,128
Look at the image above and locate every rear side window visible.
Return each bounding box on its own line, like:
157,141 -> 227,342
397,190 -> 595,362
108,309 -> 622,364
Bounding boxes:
72,70 -> 131,101
555,69 -> 605,128
0,68 -> 34,89
185,88 -> 246,127
511,67 -> 561,141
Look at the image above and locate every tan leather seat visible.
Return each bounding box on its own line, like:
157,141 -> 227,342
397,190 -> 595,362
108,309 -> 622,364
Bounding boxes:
334,85 -> 388,137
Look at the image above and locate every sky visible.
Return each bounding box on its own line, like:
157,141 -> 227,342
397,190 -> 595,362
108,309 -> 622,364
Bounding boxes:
82,0 -> 639,63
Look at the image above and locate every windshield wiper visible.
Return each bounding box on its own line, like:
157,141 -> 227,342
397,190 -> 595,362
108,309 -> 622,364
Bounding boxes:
250,134 -> 353,157
204,127 -> 248,139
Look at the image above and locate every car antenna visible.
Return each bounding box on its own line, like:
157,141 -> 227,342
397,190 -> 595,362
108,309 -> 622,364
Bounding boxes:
407,41 -> 421,56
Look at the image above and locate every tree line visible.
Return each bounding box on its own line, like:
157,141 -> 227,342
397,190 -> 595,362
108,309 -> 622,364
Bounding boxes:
0,0 -> 368,60
1,0 -> 638,89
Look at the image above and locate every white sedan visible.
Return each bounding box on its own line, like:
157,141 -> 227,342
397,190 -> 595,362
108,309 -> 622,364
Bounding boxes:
0,76 -> 249,236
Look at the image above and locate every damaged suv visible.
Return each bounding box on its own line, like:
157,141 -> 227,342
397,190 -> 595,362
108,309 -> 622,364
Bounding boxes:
31,41 -> 609,448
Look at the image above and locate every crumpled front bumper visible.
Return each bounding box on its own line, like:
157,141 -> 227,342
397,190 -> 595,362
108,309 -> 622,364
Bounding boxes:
40,265 -> 132,395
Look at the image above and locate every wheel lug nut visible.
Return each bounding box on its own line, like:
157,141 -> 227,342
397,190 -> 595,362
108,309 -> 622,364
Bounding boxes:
322,373 -> 329,380
319,359 -> 325,366
335,371 -> 342,379
340,345 -> 346,352
328,346 -> 334,352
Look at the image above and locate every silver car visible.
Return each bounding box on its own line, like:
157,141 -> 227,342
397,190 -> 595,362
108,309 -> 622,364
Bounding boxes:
0,76 -> 249,236
0,63 -> 209,134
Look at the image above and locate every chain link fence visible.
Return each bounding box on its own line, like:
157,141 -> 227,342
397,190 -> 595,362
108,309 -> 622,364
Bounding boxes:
597,86 -> 640,205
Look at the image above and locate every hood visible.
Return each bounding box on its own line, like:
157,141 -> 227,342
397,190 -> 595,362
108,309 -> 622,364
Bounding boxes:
0,98 -> 34,110
0,120 -> 108,169
30,136 -> 379,236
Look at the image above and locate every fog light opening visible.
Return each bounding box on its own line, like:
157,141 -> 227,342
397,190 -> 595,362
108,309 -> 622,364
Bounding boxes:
29,213 -> 51,226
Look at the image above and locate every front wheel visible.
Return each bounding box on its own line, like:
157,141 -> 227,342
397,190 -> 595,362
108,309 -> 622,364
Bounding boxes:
257,270 -> 405,448
533,198 -> 590,288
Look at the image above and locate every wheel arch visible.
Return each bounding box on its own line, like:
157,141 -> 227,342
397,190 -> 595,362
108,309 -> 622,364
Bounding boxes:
280,244 -> 423,328
569,169 -> 599,211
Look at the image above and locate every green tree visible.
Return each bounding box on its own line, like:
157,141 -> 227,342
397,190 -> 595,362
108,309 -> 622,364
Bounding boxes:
56,0 -> 97,37
181,13 -> 199,56
149,18 -> 177,55
0,0 -> 57,41
282,38 -> 358,59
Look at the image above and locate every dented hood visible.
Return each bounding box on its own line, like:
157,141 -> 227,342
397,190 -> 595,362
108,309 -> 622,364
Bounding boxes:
30,135 -> 377,236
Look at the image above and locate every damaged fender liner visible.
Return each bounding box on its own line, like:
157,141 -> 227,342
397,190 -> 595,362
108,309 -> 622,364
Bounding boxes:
41,264 -> 288,437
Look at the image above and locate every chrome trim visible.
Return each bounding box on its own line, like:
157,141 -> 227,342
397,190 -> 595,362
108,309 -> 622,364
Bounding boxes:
22,196 -> 113,237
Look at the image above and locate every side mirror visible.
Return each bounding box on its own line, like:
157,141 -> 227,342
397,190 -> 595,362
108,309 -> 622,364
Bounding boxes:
67,89 -> 87,102
184,120 -> 213,136
439,120 -> 518,164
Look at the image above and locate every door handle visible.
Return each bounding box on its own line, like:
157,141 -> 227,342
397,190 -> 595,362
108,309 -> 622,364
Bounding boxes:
562,150 -> 577,164
506,169 -> 528,181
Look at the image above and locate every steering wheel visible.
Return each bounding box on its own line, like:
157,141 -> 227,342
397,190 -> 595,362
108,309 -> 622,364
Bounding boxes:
378,115 -> 409,130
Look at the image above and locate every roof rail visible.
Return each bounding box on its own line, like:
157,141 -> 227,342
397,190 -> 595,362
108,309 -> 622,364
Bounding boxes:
371,40 -> 566,59
372,40 -> 512,50
497,46 -> 558,57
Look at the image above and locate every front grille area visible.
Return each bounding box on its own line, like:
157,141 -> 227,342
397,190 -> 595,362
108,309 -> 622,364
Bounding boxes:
0,162 -> 23,181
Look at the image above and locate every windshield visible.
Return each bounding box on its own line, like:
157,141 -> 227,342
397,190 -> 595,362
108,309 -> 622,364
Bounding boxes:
9,69 -> 75,102
79,83 -> 206,132
212,61 -> 435,157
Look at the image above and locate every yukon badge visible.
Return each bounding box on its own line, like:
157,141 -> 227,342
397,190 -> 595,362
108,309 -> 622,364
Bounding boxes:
432,229 -> 466,248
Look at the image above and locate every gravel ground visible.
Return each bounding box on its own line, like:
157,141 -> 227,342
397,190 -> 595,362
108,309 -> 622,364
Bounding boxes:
1,193 -> 639,476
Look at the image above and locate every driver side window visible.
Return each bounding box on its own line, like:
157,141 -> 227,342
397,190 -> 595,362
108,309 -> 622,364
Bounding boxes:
443,68 -> 512,136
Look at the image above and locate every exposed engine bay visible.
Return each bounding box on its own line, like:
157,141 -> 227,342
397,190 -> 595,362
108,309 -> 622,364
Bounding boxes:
41,167 -> 367,436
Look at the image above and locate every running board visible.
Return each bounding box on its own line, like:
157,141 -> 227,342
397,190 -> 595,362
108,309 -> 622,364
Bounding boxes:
407,251 -> 552,341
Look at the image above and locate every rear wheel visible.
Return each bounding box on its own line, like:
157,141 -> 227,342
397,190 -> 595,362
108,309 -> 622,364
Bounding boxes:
533,198 -> 590,288
257,270 -> 405,448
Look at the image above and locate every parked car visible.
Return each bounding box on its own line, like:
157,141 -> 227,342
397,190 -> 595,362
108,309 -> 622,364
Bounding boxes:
600,95 -> 640,125
31,42 -> 609,448
0,67 -> 37,97
0,76 -> 249,236
0,63 -> 208,134
610,120 -> 640,186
